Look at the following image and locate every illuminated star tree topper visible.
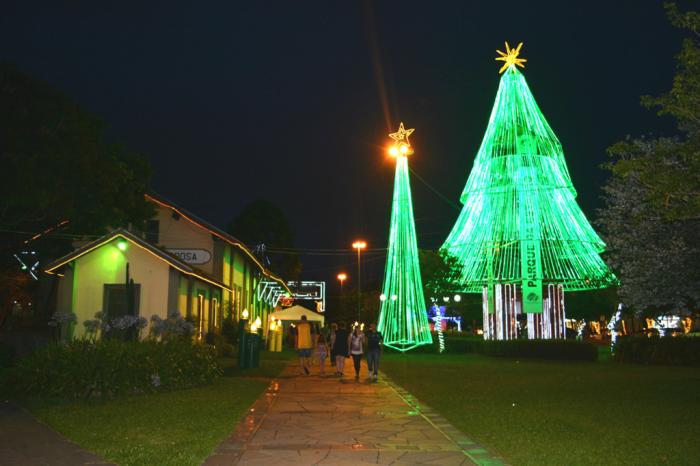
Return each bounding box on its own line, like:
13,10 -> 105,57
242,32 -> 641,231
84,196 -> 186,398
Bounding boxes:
378,123 -> 433,352
388,122 -> 415,156
495,41 -> 527,74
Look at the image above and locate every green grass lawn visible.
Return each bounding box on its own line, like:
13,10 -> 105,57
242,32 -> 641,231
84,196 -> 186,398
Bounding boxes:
24,349 -> 294,466
381,353 -> 700,466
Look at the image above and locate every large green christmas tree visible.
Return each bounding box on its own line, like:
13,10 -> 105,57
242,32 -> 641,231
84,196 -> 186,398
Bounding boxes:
377,123 -> 433,351
441,43 -> 616,315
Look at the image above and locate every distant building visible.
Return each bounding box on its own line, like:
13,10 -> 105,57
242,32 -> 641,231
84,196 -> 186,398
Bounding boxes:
44,193 -> 289,339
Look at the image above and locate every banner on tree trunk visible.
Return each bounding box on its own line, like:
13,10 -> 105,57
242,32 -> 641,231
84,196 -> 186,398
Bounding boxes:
521,239 -> 542,313
519,178 -> 543,314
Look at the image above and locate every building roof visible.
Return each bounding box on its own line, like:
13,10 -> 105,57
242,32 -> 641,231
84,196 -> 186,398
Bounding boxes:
145,192 -> 291,293
269,305 -> 325,324
44,228 -> 231,291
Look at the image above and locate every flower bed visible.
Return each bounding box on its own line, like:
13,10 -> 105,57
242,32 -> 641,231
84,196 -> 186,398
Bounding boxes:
7,339 -> 221,399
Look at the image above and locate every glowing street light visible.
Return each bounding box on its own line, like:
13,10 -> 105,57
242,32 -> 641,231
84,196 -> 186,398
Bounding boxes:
352,240 -> 367,321
337,272 -> 347,293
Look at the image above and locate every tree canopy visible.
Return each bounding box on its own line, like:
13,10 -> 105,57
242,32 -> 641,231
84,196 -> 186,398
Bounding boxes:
0,63 -> 153,319
0,62 -> 153,240
227,199 -> 301,280
419,249 -> 460,301
598,3 -> 700,314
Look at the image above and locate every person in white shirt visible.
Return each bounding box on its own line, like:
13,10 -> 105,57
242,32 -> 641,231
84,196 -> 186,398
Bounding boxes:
347,325 -> 365,381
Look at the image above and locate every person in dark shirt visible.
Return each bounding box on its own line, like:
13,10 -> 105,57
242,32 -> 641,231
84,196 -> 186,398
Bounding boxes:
365,323 -> 383,382
331,322 -> 349,376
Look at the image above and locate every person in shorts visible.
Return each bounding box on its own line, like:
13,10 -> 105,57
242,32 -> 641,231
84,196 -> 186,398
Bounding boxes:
315,332 -> 329,376
295,315 -> 314,375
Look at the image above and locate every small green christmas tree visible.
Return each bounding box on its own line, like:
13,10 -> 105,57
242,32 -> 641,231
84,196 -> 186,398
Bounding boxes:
378,123 -> 433,351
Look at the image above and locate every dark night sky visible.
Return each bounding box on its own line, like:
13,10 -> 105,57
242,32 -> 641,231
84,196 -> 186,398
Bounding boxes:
1,1 -> 686,288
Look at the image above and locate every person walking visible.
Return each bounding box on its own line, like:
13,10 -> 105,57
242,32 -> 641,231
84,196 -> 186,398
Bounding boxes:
331,322 -> 349,376
365,322 -> 384,382
329,322 -> 338,367
348,324 -> 365,381
294,315 -> 314,375
315,332 -> 329,376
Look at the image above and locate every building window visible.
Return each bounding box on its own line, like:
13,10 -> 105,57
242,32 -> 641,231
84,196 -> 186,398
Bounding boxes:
197,294 -> 204,340
145,219 -> 159,244
212,298 -> 219,332
234,285 -> 242,318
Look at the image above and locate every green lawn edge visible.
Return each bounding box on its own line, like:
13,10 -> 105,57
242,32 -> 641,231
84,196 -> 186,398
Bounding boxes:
380,352 -> 700,466
22,350 -> 294,466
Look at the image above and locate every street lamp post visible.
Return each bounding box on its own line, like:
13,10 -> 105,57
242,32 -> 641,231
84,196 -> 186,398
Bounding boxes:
351,240 -> 367,322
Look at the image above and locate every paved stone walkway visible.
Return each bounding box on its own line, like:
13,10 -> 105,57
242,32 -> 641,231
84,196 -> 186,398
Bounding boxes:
0,401 -> 113,466
204,361 -> 504,465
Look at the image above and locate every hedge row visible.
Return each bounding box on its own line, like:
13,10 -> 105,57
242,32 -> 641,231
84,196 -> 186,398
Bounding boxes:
386,334 -> 598,361
0,342 -> 14,368
614,336 -> 700,366
6,339 -> 221,399
479,339 -> 597,361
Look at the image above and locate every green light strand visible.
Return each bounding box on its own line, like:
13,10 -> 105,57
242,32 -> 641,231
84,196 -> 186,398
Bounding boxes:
441,65 -> 616,293
378,156 -> 433,351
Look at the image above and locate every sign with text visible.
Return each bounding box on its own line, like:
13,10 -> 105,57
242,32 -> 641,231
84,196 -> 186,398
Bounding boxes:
167,248 -> 211,265
520,239 -> 542,313
519,174 -> 543,314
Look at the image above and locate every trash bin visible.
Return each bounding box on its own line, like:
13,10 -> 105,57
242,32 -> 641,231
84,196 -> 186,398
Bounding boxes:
248,333 -> 260,368
238,332 -> 250,368
238,331 -> 260,369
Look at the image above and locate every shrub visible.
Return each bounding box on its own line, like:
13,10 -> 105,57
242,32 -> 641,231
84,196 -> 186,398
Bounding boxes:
614,336 -> 700,366
220,343 -> 235,357
212,334 -> 235,357
48,311 -> 77,342
382,333 -> 484,354
149,312 -> 194,340
7,339 -> 221,399
0,341 -> 15,367
221,318 -> 238,344
384,335 -> 597,361
479,339 -> 598,361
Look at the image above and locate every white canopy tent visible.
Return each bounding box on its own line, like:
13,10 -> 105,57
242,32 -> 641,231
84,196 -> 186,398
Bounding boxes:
269,305 -> 325,325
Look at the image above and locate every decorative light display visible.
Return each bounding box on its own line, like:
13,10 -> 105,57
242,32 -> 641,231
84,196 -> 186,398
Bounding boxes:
607,303 -> 623,349
378,123 -> 433,351
441,43 -> 615,339
653,315 -> 681,337
431,303 -> 446,353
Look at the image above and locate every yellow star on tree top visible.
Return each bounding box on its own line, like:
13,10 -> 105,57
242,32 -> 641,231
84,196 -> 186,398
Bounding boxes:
388,122 -> 415,157
389,122 -> 414,146
495,41 -> 527,74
